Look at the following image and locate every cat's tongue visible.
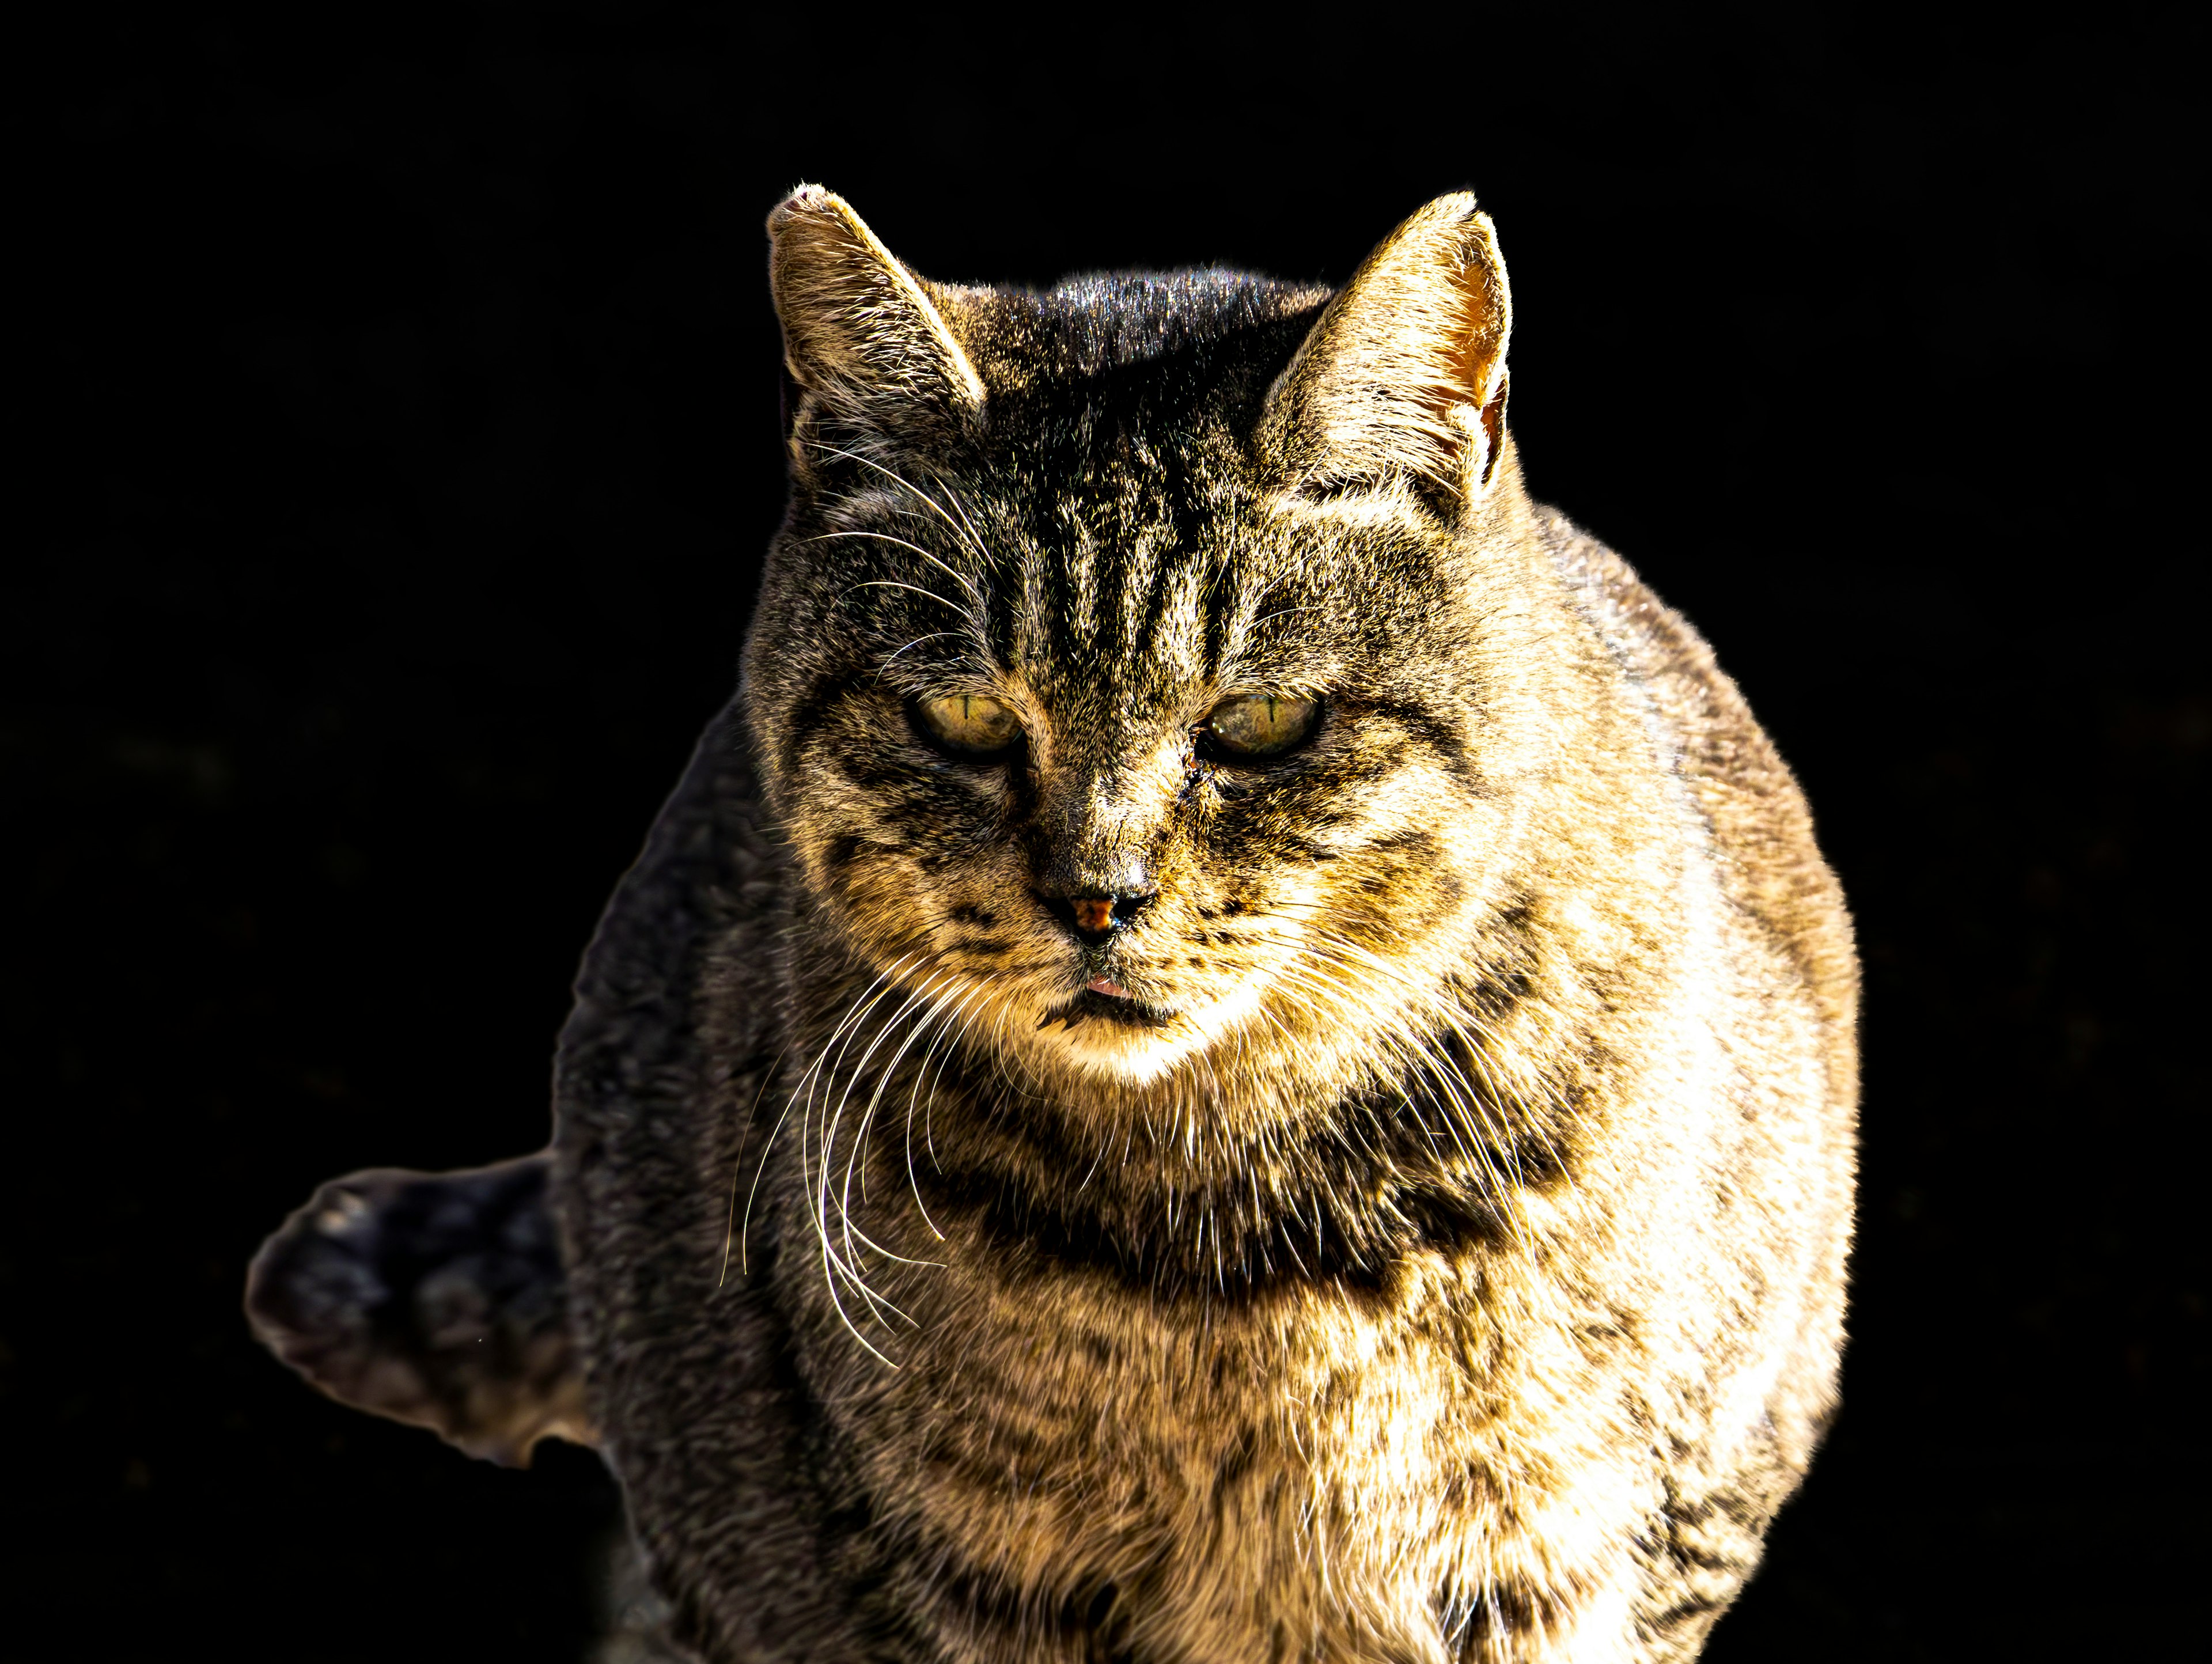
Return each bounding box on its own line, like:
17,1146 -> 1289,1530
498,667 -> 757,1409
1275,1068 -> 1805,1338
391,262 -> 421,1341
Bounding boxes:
1085,975 -> 1132,1000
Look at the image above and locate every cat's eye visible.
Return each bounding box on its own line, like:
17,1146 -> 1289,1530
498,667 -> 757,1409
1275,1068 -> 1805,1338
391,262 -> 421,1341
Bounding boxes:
1201,693 -> 1321,760
915,692 -> 1022,757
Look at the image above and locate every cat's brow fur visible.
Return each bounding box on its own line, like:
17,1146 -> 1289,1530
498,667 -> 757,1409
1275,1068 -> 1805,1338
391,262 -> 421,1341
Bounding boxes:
260,184 -> 1856,1663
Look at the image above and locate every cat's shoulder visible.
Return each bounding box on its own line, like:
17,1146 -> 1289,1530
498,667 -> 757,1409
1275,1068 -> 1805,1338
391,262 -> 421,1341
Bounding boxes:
1538,507 -> 1857,1021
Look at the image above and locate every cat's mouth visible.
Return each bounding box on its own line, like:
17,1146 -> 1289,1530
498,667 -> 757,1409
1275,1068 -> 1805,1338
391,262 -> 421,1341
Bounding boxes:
1036,977 -> 1175,1032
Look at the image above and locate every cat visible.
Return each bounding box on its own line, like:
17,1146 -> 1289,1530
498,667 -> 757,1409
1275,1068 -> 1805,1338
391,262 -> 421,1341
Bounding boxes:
249,185 -> 1858,1663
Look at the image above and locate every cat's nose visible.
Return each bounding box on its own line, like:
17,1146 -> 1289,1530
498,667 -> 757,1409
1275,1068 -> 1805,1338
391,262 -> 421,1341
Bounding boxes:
1039,884 -> 1157,949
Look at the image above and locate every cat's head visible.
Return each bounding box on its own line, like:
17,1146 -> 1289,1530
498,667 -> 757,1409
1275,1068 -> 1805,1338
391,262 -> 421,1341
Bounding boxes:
745,187 -> 1557,1130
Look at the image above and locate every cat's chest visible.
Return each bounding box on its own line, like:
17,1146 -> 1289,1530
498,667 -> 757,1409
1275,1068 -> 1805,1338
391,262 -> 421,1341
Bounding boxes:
813,1253 -> 1509,1657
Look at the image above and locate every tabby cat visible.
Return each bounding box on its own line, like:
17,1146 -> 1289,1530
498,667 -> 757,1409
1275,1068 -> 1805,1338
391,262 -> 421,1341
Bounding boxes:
249,186 -> 1858,1663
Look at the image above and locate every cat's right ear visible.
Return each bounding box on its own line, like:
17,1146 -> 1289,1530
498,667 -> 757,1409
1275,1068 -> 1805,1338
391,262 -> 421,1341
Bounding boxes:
767,185 -> 984,457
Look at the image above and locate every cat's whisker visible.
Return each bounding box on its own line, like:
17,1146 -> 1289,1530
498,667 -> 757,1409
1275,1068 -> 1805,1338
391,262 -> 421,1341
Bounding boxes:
1284,935 -> 1552,1242
778,953 -> 936,1341
978,983 -> 1043,1108
817,967 -> 947,1207
813,959 -> 975,1327
873,630 -> 968,684
812,1253 -> 900,1367
834,969 -> 971,1274
719,1037 -> 798,1287
912,464 -> 1002,577
740,953 -> 916,1277
850,987 -> 958,1214
1211,915 -> 1556,1279
852,578 -> 971,619
804,528 -> 985,609
828,1130 -> 926,1299
904,977 -> 1002,1239
803,441 -> 998,574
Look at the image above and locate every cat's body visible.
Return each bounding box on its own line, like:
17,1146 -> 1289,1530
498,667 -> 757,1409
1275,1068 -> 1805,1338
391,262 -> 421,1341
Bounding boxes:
251,189 -> 1855,1663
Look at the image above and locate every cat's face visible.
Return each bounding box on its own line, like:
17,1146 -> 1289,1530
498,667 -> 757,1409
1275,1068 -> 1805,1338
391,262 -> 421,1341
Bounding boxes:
747,191 -> 1536,1127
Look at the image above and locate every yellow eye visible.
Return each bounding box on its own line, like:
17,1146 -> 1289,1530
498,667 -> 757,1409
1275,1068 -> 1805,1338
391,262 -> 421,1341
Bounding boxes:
1202,692 -> 1320,759
916,692 -> 1022,756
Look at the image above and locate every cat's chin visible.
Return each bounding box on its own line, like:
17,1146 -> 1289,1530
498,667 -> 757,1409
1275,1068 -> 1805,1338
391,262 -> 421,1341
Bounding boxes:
1045,1020 -> 1202,1087
1032,976 -> 1277,1088
1032,989 -> 1185,1086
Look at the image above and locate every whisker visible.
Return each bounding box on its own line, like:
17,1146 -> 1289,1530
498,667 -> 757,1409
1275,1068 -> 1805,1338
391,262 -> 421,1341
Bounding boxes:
805,528 -> 984,605
804,441 -> 997,572
913,462 -> 999,570
806,963 -> 951,1331
1285,929 -> 1569,1272
854,578 -> 968,617
1214,905 -> 1565,1262
718,1037 -> 798,1287
741,953 -> 915,1280
829,969 -> 966,1284
873,631 -> 968,684
903,978 -> 999,1240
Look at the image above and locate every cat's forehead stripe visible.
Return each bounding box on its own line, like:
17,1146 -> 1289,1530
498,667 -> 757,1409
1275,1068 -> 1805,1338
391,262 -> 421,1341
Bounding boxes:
987,482 -> 1263,699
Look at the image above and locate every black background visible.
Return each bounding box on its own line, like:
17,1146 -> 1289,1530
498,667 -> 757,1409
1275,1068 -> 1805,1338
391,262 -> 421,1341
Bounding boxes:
7,3 -> 2206,1659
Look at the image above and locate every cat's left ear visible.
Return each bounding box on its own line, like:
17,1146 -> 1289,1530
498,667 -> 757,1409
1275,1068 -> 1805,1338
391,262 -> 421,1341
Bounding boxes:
1259,194 -> 1512,512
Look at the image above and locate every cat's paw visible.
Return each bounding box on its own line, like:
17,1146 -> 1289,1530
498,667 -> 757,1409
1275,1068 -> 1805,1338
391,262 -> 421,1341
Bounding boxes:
245,1153 -> 592,1465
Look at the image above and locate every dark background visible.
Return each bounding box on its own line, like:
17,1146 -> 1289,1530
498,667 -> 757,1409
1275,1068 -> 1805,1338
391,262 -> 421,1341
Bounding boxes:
6,3 -> 2206,1659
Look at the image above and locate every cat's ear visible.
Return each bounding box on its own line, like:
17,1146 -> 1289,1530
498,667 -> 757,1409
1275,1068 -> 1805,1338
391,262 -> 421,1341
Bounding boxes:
767,185 -> 985,449
1260,193 -> 1512,511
